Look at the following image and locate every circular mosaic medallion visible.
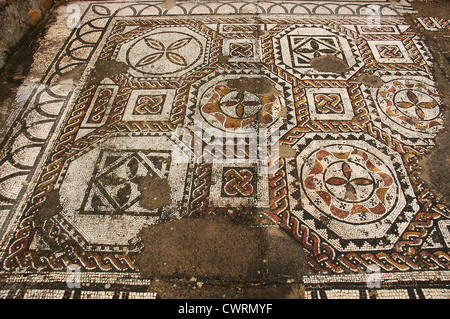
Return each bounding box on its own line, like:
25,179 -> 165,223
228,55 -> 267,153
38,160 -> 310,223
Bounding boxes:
200,81 -> 280,131
301,145 -> 399,224
126,31 -> 203,75
377,79 -> 443,134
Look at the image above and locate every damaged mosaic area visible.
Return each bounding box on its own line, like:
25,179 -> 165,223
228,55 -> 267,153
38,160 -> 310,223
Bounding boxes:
0,0 -> 449,299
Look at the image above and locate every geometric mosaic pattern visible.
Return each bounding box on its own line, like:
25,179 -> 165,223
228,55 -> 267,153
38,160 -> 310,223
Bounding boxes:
0,0 -> 449,299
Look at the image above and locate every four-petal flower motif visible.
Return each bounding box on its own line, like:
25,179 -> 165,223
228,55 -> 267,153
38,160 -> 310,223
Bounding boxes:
395,89 -> 438,120
325,162 -> 374,202
136,36 -> 193,68
219,91 -> 262,119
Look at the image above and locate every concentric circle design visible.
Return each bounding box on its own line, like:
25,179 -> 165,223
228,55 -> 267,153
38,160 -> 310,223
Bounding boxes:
301,145 -> 399,224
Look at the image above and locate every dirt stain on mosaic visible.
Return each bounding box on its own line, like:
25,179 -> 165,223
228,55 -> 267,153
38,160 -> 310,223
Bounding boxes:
226,77 -> 281,97
279,144 -> 297,158
410,0 -> 450,19
417,97 -> 450,205
214,52 -> 229,64
358,73 -> 384,88
137,174 -> 172,210
146,277 -> 305,299
58,64 -> 85,83
310,54 -> 349,74
28,9 -> 43,27
136,215 -> 308,297
35,190 -> 63,225
253,28 -> 270,38
217,53 -> 230,64
278,103 -> 289,118
224,207 -> 276,226
223,76 -> 283,126
87,60 -> 129,85
0,11 -> 51,130
161,0 -> 176,10
404,0 -> 450,205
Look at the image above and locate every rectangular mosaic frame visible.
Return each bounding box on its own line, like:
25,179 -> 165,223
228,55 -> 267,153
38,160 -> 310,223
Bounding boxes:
0,0 -> 448,299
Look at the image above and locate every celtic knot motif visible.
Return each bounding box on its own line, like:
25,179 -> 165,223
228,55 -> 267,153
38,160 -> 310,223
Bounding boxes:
313,93 -> 345,114
133,95 -> 165,115
222,168 -> 256,197
375,44 -> 403,58
229,43 -> 254,57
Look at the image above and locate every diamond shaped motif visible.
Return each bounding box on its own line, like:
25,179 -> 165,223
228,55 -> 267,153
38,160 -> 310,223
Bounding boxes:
82,150 -> 170,215
290,36 -> 342,66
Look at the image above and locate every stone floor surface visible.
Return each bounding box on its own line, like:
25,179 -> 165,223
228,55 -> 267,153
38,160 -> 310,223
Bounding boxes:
0,0 -> 449,299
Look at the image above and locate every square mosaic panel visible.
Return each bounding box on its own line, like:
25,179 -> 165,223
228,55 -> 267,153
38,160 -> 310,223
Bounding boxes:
0,0 -> 449,299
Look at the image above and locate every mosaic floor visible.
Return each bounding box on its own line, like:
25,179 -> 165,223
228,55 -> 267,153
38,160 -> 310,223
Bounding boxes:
0,0 -> 449,299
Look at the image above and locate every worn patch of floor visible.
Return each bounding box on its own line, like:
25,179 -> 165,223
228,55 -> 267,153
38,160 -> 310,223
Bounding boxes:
136,215 -> 307,298
0,0 -> 449,299
406,0 -> 450,207
310,54 -> 350,74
